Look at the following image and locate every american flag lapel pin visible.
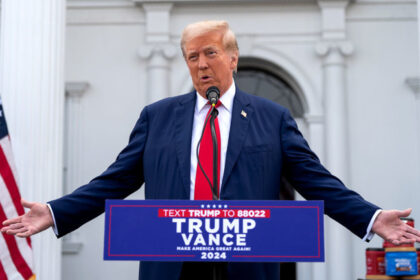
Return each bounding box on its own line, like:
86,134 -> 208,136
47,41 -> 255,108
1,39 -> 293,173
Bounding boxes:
241,110 -> 247,118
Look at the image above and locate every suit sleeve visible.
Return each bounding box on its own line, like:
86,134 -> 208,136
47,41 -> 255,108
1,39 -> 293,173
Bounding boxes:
49,107 -> 149,238
280,109 -> 380,239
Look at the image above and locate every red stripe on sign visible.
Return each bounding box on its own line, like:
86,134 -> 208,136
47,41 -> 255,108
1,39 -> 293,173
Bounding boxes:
0,260 -> 8,280
158,208 -> 271,218
0,205 -> 33,279
0,145 -> 24,216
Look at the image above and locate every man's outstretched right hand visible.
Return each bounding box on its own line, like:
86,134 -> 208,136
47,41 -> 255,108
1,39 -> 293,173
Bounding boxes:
1,198 -> 54,238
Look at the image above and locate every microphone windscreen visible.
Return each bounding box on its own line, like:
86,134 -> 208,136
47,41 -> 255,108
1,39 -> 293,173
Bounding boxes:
206,86 -> 220,105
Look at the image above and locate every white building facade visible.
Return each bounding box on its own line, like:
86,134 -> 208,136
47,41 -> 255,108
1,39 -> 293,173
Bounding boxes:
1,0 -> 419,279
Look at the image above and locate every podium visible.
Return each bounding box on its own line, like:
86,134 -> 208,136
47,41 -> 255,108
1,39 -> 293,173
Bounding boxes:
103,199 -> 324,263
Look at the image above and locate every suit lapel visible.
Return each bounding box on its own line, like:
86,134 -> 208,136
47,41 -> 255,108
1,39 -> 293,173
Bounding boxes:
221,89 -> 253,190
174,92 -> 196,197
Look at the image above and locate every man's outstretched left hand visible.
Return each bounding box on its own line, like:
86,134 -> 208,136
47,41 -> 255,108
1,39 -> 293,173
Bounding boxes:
372,208 -> 420,245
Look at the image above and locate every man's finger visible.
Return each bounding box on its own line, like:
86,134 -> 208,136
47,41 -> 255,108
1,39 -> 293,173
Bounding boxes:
21,198 -> 35,209
5,227 -> 28,235
391,239 -> 410,246
396,208 -> 412,218
0,226 -> 10,233
405,231 -> 420,243
1,223 -> 24,233
399,237 -> 417,244
406,226 -> 420,236
16,230 -> 32,238
2,216 -> 22,226
8,223 -> 24,230
402,231 -> 418,240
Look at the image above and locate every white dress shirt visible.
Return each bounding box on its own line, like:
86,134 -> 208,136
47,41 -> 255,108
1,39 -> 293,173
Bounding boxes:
189,82 -> 235,200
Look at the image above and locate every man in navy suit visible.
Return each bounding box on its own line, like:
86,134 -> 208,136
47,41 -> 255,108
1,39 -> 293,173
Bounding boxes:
2,20 -> 420,280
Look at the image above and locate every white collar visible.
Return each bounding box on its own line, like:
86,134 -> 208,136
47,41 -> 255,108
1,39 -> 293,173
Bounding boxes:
195,82 -> 236,114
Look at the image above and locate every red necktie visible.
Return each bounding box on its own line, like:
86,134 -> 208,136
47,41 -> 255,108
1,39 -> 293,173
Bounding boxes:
194,102 -> 221,200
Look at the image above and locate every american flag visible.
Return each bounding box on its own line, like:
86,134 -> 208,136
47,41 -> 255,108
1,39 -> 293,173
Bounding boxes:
0,98 -> 35,280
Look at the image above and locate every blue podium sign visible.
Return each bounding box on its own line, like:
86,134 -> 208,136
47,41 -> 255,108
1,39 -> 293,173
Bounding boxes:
104,200 -> 324,262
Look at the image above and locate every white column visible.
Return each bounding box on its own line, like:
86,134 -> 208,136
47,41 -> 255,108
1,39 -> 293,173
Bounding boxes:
64,82 -> 89,195
405,78 -> 420,121
316,40 -> 354,280
412,0 -> 420,220
0,1 -> 66,279
405,77 -> 420,196
138,3 -> 177,104
418,0 -> 420,65
62,82 -> 89,255
316,1 -> 353,280
138,44 -> 177,103
316,41 -> 354,180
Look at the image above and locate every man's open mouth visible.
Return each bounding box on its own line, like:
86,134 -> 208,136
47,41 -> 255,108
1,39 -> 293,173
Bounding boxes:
200,75 -> 211,82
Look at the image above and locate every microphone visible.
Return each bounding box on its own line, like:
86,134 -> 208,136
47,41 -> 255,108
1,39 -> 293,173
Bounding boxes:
206,86 -> 220,106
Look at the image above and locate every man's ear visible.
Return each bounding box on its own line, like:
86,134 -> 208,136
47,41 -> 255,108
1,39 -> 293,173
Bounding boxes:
230,52 -> 239,70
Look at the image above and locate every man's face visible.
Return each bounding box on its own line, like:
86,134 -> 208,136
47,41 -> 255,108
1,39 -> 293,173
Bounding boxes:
184,31 -> 238,97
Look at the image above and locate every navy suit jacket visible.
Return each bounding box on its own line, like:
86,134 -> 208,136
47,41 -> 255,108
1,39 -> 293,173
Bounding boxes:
50,88 -> 380,280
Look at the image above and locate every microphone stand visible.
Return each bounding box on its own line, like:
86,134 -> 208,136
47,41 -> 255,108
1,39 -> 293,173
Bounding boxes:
197,86 -> 224,279
210,109 -> 219,201
209,108 -> 225,280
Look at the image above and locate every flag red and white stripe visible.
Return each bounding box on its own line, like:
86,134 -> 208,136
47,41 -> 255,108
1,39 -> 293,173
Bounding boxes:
0,99 -> 35,280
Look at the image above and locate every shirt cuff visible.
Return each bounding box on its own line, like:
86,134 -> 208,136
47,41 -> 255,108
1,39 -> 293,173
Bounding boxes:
47,203 -> 59,236
362,209 -> 382,242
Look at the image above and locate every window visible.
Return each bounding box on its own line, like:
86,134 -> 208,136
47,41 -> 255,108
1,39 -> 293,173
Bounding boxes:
236,57 -> 304,118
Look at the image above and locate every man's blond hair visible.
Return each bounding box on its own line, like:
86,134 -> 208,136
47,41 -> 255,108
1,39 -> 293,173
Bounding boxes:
181,20 -> 239,58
